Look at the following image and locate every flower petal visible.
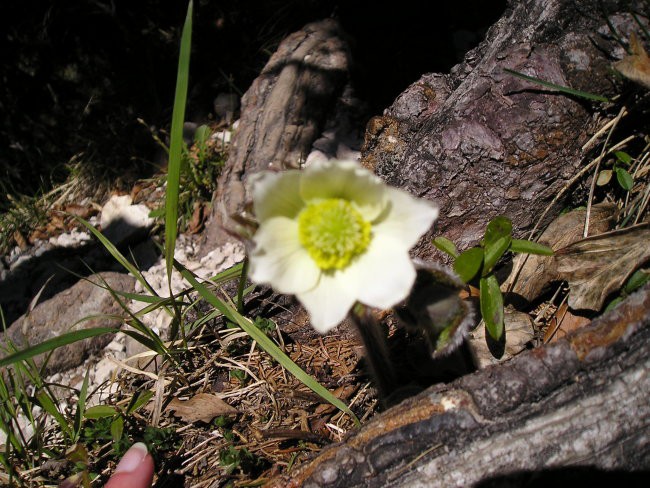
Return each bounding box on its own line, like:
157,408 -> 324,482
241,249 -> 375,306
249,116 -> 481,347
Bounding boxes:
251,170 -> 304,221
353,235 -> 416,309
373,187 -> 438,249
300,159 -> 386,221
249,217 -> 320,294
297,272 -> 358,333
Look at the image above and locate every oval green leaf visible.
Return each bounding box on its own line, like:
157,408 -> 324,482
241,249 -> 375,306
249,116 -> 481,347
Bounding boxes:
623,268 -> 650,294
84,405 -> 118,419
615,151 -> 632,165
483,235 -> 511,274
484,216 -> 513,247
111,416 -> 124,444
510,239 -> 554,256
480,275 -> 504,341
432,236 -> 459,258
454,247 -> 484,283
615,167 -> 634,191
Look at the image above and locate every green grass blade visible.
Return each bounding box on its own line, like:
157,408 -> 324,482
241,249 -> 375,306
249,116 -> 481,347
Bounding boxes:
73,369 -> 90,442
0,327 -> 118,368
86,273 -> 170,355
176,262 -> 360,426
504,68 -> 609,103
126,390 -> 154,415
74,216 -> 158,297
165,0 -> 193,288
36,390 -> 71,438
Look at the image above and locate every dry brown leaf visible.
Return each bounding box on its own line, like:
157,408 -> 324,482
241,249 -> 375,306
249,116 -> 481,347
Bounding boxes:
64,203 -> 95,219
555,223 -> 650,311
506,202 -> 618,301
167,393 -> 238,423
614,33 -> 650,90
543,301 -> 592,343
187,201 -> 206,234
467,309 -> 534,368
13,230 -> 28,251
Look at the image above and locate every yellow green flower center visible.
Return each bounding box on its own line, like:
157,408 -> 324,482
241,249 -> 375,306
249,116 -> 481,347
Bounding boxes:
298,199 -> 371,270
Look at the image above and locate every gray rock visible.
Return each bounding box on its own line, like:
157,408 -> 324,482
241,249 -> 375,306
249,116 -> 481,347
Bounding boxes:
1,272 -> 135,375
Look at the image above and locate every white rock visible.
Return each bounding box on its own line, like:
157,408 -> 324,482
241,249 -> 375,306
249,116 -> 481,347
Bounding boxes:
100,194 -> 154,245
93,356 -> 117,385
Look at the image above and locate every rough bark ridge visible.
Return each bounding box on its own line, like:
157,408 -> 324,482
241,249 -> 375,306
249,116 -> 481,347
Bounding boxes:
362,0 -> 644,260
200,19 -> 350,251
270,285 -> 650,487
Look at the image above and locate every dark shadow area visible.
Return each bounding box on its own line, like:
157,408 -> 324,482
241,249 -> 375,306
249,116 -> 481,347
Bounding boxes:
337,0 -> 508,113
1,0 -> 507,209
0,218 -> 160,326
476,467 -> 650,487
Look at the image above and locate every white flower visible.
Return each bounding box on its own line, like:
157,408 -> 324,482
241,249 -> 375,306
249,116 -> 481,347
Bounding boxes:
248,159 -> 438,333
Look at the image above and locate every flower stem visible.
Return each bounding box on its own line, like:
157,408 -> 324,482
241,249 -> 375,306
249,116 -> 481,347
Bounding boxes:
236,257 -> 249,314
350,304 -> 397,406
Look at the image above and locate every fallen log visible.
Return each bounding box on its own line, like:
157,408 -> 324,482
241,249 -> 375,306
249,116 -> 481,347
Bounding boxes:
270,284 -> 650,487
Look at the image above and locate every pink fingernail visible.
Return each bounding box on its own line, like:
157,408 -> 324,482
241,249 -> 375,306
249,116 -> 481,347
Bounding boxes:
114,442 -> 149,474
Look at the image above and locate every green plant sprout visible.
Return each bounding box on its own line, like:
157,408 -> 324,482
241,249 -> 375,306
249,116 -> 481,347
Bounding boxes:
596,150 -> 635,191
604,268 -> 650,312
433,216 -> 553,340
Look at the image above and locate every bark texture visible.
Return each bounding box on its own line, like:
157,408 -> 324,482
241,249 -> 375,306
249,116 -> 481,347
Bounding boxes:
200,19 -> 351,251
270,284 -> 650,487
362,0 -> 645,260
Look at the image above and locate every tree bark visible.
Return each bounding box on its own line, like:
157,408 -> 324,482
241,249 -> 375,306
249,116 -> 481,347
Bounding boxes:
362,0 -> 645,260
270,284 -> 650,487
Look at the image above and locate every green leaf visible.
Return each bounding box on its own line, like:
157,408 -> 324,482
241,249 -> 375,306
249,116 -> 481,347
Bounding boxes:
623,268 -> 650,294
453,247 -> 484,283
73,369 -> 91,442
165,0 -> 194,287
74,216 -> 158,297
615,167 -> 634,191
84,405 -> 118,419
148,208 -> 165,219
615,151 -> 632,165
510,239 -> 554,256
483,236 -> 511,275
480,275 -> 504,340
484,216 -> 513,248
194,124 -> 210,144
604,296 -> 624,313
36,390 -> 71,438
0,327 -> 119,368
110,416 -> 124,444
432,237 -> 459,258
126,390 -> 154,415
503,68 -> 610,103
